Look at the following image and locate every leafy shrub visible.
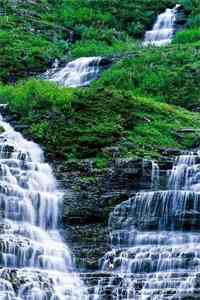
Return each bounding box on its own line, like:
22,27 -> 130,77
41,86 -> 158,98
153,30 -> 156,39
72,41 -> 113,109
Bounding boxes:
174,28 -> 200,43
95,43 -> 200,110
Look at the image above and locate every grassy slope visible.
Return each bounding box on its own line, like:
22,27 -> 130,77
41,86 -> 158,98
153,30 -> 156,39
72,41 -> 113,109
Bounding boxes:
0,1 -> 69,82
1,0 -> 200,163
1,80 -> 200,162
95,43 -> 200,110
0,0 -> 177,82
56,0 -> 177,57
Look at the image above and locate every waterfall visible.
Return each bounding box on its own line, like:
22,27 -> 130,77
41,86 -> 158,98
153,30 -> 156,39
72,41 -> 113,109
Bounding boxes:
151,161 -> 160,190
44,57 -> 102,88
93,153 -> 200,299
0,115 -> 88,299
143,4 -> 180,47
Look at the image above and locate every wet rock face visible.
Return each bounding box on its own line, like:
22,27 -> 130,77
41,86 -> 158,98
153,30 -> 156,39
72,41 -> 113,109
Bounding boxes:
0,268 -> 54,298
0,268 -> 85,300
83,271 -> 200,300
91,153 -> 200,300
54,157 -> 170,271
110,191 -> 200,232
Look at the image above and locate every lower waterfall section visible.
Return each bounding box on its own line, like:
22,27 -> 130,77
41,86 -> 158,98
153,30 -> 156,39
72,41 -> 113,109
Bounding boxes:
0,115 -> 88,299
92,153 -> 200,299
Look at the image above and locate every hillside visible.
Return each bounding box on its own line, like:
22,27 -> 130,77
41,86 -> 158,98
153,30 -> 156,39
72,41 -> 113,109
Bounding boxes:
0,0 -> 200,164
1,0 -> 200,295
0,0 -> 180,82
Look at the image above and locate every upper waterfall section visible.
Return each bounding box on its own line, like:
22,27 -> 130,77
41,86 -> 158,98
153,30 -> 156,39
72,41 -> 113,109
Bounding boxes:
143,4 -> 181,47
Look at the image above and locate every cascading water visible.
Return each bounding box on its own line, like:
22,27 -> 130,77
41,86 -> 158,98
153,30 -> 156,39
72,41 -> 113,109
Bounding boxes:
0,114 -> 88,299
143,5 -> 180,47
44,57 -> 103,88
92,152 -> 200,299
44,7 -> 182,88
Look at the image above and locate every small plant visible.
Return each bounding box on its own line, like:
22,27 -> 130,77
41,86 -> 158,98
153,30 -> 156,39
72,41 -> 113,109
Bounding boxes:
95,157 -> 109,169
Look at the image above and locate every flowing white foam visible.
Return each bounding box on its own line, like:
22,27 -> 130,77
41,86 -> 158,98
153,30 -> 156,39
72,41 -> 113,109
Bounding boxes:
93,150 -> 200,299
44,57 -> 102,87
143,5 -> 180,47
0,114 -> 88,299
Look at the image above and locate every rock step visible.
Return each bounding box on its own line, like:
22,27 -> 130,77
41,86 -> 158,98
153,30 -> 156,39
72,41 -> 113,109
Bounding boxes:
0,268 -> 87,299
81,272 -> 200,299
110,229 -> 200,248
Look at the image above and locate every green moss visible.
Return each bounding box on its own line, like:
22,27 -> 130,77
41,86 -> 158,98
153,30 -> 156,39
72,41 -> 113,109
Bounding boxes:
0,28 -> 65,82
80,176 -> 97,183
0,1 -> 70,82
95,157 -> 109,170
70,39 -> 138,58
173,28 -> 200,44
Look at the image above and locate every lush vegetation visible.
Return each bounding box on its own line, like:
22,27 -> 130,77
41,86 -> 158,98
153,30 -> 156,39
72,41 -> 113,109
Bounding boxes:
0,0 -> 178,82
95,43 -> 200,110
55,0 -> 178,57
0,1 -> 69,82
1,0 -> 200,163
0,79 -> 200,161
56,0 -> 177,37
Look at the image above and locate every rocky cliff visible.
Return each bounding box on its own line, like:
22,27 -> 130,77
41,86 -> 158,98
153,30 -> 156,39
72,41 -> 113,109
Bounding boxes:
54,155 -> 174,271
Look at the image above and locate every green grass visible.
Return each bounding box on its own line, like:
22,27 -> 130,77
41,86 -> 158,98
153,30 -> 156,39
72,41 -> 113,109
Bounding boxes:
0,28 -> 66,82
0,1 -> 69,82
0,0 -> 200,83
0,0 -> 180,82
94,43 -> 200,110
1,79 -> 200,161
70,38 -> 138,58
173,28 -> 200,44
1,0 -> 200,164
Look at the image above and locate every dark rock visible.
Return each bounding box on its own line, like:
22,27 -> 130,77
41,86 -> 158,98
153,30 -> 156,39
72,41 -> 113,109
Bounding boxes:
159,147 -> 184,156
0,109 -> 176,272
176,128 -> 200,134
13,125 -> 29,130
175,5 -> 187,30
63,224 -> 109,270
53,156 -> 170,271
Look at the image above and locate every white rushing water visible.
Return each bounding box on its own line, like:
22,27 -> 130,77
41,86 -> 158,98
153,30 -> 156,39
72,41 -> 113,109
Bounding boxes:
44,57 -> 102,88
92,153 -> 200,299
143,4 -> 180,47
0,114 -> 88,299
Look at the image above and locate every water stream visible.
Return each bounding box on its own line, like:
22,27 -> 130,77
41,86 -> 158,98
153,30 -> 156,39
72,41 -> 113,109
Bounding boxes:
0,114 -> 88,299
92,152 -> 200,299
44,5 -> 181,89
2,4 -> 187,299
143,5 -> 180,47
44,57 -> 102,88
